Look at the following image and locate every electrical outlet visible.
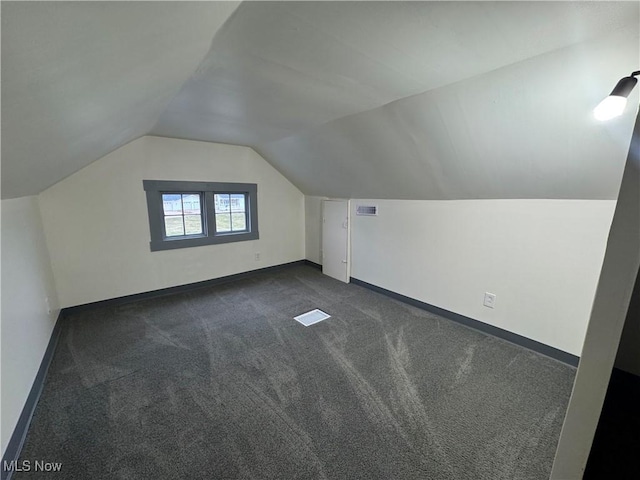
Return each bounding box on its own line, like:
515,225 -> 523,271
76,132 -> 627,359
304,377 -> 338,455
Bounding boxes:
254,252 -> 261,261
483,292 -> 496,309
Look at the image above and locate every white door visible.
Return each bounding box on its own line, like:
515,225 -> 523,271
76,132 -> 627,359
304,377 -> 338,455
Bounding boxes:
322,200 -> 350,283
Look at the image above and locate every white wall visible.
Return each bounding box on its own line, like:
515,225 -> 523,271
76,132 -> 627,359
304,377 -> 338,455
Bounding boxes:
1,196 -> 60,456
347,199 -> 615,356
304,196 -> 324,265
38,136 -> 305,308
551,111 -> 640,478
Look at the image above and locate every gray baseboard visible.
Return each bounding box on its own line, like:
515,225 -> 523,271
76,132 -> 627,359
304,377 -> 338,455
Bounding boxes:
64,260 -> 308,314
1,312 -> 65,480
350,277 -> 580,367
303,260 -> 322,270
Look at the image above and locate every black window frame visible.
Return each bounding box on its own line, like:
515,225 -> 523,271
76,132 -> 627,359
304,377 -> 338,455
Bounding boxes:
143,180 -> 259,252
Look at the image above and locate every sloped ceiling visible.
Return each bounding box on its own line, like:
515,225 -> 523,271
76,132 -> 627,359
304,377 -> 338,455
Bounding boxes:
260,28 -> 640,200
1,1 -> 240,199
2,1 -> 639,200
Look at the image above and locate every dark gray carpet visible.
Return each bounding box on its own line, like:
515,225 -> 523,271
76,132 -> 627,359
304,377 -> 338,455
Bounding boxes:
16,265 -> 575,479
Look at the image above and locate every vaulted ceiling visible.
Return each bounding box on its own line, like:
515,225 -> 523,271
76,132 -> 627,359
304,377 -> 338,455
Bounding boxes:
1,1 -> 241,199
2,1 -> 639,200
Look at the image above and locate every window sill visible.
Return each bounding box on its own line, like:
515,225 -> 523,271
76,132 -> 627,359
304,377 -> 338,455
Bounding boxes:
150,230 -> 259,252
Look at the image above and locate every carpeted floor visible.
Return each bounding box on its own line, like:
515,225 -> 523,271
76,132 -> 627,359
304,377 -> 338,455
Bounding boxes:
16,265 -> 575,479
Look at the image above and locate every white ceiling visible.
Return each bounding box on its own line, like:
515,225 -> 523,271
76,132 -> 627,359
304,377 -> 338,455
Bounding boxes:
2,1 -> 639,200
1,1 -> 240,199
152,1 -> 638,146
259,27 -> 640,200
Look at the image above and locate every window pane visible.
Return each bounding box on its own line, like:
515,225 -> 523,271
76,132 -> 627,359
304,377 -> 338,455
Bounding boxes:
162,194 -> 183,215
182,194 -> 201,215
184,215 -> 203,235
164,216 -> 185,237
231,213 -> 247,231
216,213 -> 231,233
215,194 -> 230,213
230,194 -> 246,213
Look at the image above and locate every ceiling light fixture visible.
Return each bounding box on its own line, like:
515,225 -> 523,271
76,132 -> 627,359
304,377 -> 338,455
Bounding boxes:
594,71 -> 640,121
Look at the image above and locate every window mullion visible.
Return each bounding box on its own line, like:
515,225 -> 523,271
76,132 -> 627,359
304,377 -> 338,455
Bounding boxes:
244,193 -> 249,231
205,191 -> 216,237
180,194 -> 186,235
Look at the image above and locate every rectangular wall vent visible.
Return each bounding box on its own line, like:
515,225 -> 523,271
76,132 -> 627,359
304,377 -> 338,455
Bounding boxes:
356,205 -> 378,216
294,309 -> 331,326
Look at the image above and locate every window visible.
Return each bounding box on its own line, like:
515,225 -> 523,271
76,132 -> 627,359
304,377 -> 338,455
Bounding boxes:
214,193 -> 247,233
143,180 -> 258,251
163,193 -> 203,237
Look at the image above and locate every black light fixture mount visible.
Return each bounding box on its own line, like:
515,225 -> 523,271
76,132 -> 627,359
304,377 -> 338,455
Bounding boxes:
594,70 -> 640,121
